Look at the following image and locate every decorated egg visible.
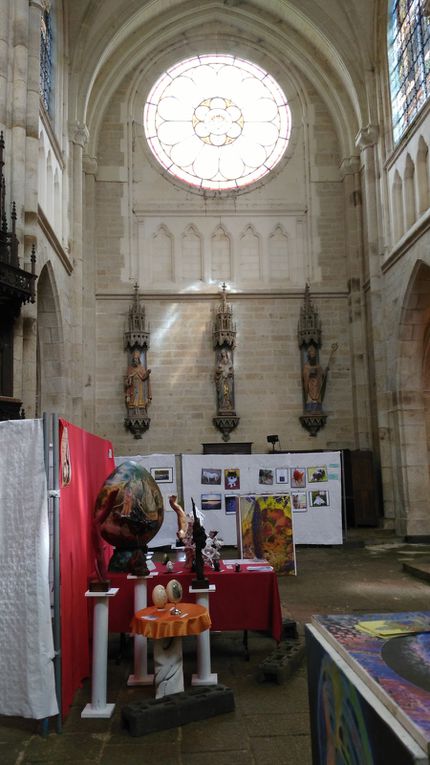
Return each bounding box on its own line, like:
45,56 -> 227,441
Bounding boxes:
166,579 -> 182,604
152,584 -> 167,609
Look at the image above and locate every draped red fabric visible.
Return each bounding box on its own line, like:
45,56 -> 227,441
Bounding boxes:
59,419 -> 115,717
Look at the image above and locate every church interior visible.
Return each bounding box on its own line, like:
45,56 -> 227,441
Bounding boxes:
1,0 -> 430,761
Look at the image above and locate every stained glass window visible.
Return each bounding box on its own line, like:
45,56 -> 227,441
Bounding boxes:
388,0 -> 430,143
144,54 -> 291,191
40,2 -> 53,115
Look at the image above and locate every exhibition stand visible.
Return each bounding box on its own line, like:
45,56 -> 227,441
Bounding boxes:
109,559 -> 283,641
189,584 -> 218,686
131,603 -> 211,698
306,611 -> 430,764
81,588 -> 118,719
126,573 -> 158,686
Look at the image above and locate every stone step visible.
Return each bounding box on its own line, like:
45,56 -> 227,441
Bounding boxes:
403,561 -> 430,583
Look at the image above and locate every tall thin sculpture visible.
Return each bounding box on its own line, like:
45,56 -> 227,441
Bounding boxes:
124,284 -> 151,438
298,284 -> 337,436
212,283 -> 239,441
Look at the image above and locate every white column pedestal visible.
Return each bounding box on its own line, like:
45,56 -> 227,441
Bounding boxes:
153,636 -> 184,698
127,574 -> 157,686
81,588 -> 118,718
189,585 -> 218,685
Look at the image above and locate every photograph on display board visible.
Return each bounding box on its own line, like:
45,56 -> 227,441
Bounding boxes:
225,494 -> 239,515
275,467 -> 289,485
309,489 -> 330,507
291,467 -> 306,488
307,466 -> 328,483
259,468 -> 274,485
224,468 -> 240,490
201,493 -> 222,511
201,467 -> 222,485
150,467 -> 173,483
239,494 -> 296,574
292,491 -> 307,511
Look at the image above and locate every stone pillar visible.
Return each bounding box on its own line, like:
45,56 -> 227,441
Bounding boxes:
340,155 -> 371,449
82,153 -> 98,432
355,125 -> 394,528
69,120 -> 89,425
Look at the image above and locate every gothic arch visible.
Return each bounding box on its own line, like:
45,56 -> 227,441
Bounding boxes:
36,262 -> 66,416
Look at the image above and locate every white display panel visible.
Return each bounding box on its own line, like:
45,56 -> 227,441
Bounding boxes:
115,454 -> 178,548
182,452 -> 343,545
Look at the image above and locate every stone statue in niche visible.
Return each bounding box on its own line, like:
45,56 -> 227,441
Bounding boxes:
215,348 -> 234,411
125,349 -> 151,412
302,343 -> 325,411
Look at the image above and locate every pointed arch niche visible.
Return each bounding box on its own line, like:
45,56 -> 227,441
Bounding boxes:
395,261 -> 430,538
36,263 -> 66,416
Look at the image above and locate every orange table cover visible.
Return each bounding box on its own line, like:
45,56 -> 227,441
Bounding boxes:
131,603 -> 211,640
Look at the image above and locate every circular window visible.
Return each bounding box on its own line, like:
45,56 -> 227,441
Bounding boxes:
144,54 -> 291,192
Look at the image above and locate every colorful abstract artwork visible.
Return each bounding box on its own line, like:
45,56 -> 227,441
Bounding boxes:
239,494 -> 296,575
312,611 -> 430,755
306,625 -> 421,765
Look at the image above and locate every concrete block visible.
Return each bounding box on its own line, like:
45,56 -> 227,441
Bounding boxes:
256,639 -> 305,684
121,684 -> 235,736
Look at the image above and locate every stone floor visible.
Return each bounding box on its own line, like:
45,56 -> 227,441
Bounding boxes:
2,529 -> 430,764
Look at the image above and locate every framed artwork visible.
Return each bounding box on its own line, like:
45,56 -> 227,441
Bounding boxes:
275,467 -> 289,485
309,489 -> 329,507
150,467 -> 173,483
239,494 -> 296,575
291,467 -> 306,488
292,491 -> 307,511
225,494 -> 240,515
201,468 -> 222,485
201,493 -> 222,511
307,466 -> 328,483
224,468 -> 240,490
259,468 -> 274,485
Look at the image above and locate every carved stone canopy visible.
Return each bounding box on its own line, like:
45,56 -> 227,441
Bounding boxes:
213,282 -> 236,349
297,283 -> 321,349
124,282 -> 150,351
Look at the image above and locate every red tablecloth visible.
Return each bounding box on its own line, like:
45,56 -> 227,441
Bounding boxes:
108,561 -> 282,641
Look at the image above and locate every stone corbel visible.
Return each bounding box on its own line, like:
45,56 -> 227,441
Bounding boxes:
355,124 -> 379,153
70,120 -> 89,149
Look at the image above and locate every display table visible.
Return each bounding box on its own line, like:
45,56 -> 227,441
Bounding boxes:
109,560 -> 282,641
306,612 -> 430,764
131,603 -> 211,698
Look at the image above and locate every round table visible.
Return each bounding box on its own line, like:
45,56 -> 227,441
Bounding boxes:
131,603 -> 211,698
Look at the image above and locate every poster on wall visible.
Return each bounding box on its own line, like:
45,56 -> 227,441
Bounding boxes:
181,452 -> 343,546
238,494 -> 296,575
115,454 -> 178,548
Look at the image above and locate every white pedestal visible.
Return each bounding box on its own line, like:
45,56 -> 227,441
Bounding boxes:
81,588 -> 118,719
153,636 -> 184,698
189,585 -> 218,686
127,573 -> 157,686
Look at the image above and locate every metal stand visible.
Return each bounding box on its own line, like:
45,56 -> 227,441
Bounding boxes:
81,588 -> 118,718
127,574 -> 156,686
189,585 -> 218,685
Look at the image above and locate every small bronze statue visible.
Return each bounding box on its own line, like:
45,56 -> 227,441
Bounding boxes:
191,498 -> 209,590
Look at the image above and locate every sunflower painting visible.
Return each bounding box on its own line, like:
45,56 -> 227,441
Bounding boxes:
239,494 -> 296,575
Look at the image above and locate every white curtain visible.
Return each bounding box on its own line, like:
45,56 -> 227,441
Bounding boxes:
0,419 -> 58,718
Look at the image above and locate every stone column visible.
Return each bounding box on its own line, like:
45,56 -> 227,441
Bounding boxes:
355,125 -> 394,527
82,153 -> 98,432
340,155 -> 372,449
69,120 -> 89,424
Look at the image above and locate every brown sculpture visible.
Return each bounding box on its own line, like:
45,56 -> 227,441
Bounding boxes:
125,350 -> 151,411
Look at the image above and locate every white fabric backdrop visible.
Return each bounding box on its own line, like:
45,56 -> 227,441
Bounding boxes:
0,419 -> 58,718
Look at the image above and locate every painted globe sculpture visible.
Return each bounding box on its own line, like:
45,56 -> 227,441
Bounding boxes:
94,460 -> 164,576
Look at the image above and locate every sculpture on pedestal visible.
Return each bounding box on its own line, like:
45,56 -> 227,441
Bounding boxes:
298,284 -> 337,436
124,284 -> 151,438
213,283 -> 239,441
